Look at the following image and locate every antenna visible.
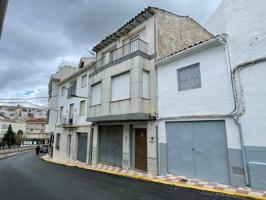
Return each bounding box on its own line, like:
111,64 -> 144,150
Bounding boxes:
85,48 -> 95,56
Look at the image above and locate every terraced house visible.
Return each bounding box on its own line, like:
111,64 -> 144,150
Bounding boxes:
86,7 -> 212,175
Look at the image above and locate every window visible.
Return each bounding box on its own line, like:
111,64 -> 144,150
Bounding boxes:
67,81 -> 77,98
91,82 -> 102,106
142,70 -> 150,99
81,75 -> 87,87
80,101 -> 86,116
69,104 -> 74,117
61,86 -> 65,96
59,106 -> 63,118
177,63 -> 201,91
55,133 -> 61,150
111,72 -> 130,101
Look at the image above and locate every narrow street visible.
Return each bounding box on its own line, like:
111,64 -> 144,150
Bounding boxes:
0,152 -> 249,200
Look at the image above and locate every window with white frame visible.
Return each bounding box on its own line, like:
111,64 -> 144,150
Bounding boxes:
111,72 -> 130,101
142,70 -> 150,99
80,100 -> 86,116
81,74 -> 87,87
91,82 -> 102,106
177,63 -> 201,91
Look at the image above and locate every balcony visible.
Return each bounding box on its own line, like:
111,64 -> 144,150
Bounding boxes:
89,39 -> 149,78
59,115 -> 79,127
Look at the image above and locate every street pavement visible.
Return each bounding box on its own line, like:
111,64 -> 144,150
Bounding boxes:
0,152 -> 250,200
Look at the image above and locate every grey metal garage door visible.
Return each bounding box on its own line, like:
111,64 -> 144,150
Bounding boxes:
99,126 -> 123,167
77,133 -> 88,163
166,121 -> 230,184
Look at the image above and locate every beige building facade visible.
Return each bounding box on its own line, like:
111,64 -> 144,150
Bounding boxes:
86,7 -> 212,175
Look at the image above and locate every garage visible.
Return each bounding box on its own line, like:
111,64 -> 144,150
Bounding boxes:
77,133 -> 88,163
166,121 -> 230,184
99,126 -> 123,167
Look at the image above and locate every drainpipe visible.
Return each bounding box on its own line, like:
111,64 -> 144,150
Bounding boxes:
235,119 -> 250,186
225,42 -> 250,186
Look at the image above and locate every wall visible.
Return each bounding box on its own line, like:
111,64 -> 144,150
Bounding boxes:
157,44 -> 246,186
58,71 -> 91,126
205,0 -> 266,67
155,11 -> 213,60
88,56 -> 155,120
157,44 -> 234,118
206,0 -> 266,189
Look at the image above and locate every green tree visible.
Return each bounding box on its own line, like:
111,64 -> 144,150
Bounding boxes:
16,130 -> 24,146
2,124 -> 16,148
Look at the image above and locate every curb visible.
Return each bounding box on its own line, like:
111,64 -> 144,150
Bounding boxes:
42,157 -> 265,200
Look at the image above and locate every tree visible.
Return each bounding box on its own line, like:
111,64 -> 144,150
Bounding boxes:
16,130 -> 25,146
2,124 -> 16,148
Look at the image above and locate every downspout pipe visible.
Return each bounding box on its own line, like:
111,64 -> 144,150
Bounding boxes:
225,42 -> 250,186
231,57 -> 266,186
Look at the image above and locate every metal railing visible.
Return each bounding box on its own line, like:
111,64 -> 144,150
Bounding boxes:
90,39 -> 148,75
59,115 -> 79,126
110,38 -> 148,61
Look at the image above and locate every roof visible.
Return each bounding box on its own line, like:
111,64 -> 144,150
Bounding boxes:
26,118 -> 46,123
59,61 -> 95,85
156,35 -> 227,64
92,7 -> 157,52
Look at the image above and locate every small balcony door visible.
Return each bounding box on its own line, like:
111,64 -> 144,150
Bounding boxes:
69,104 -> 74,124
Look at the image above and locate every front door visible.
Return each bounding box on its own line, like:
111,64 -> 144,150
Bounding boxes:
135,129 -> 147,171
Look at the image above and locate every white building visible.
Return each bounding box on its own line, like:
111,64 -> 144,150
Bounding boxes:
24,118 -> 49,145
48,59 -> 94,163
156,35 -> 246,187
0,119 -> 26,139
205,0 -> 266,190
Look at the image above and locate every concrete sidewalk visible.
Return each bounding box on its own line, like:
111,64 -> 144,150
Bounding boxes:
42,155 -> 266,200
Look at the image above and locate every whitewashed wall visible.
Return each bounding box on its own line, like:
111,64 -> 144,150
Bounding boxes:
58,72 -> 90,126
206,0 -> 266,67
157,44 -> 234,118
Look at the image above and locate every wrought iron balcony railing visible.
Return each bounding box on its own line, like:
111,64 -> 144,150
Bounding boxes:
110,38 -> 148,61
59,115 -> 79,126
90,39 -> 148,75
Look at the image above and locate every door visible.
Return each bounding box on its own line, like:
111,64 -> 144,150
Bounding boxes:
67,135 -> 72,159
69,104 -> 74,124
166,121 -> 230,184
77,133 -> 87,163
99,126 -> 123,167
135,129 -> 147,171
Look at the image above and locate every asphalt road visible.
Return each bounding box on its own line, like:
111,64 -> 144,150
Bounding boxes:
0,152 -> 249,200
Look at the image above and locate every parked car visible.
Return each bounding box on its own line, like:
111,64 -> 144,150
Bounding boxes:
39,145 -> 48,154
